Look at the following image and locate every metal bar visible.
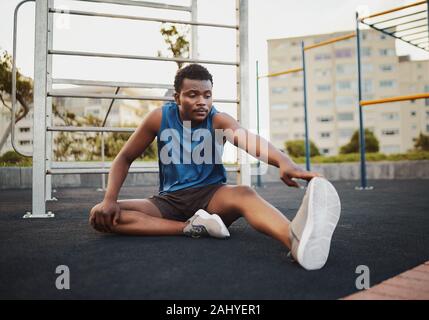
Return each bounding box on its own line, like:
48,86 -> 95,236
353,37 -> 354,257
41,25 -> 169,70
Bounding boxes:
301,41 -> 311,172
304,33 -> 356,51
49,49 -> 239,66
361,20 -> 429,52
191,0 -> 199,60
52,78 -> 174,89
408,35 -> 429,42
360,1 -> 426,21
47,91 -> 239,104
376,17 -> 427,31
395,28 -> 428,38
26,0 -> 54,218
46,0 -> 55,201
48,126 -> 135,133
427,0 -> 429,45
102,87 -> 120,127
370,10 -> 427,26
259,67 -> 303,79
411,38 -> 429,44
49,8 -> 239,29
356,12 -> 368,190
255,60 -> 261,187
237,0 -> 251,186
77,0 -> 192,12
402,30 -> 429,40
391,22 -> 428,34
360,93 -> 429,106
48,166 -> 240,175
12,0 -> 35,158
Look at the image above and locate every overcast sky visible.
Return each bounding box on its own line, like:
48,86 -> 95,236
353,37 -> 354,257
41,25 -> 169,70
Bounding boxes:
1,0 -> 428,136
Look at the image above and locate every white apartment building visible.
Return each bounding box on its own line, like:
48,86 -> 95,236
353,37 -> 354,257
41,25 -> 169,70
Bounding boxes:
268,29 -> 429,155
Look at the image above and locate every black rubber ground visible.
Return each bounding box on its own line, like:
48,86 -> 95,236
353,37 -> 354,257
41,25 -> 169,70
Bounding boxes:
1,179 -> 428,299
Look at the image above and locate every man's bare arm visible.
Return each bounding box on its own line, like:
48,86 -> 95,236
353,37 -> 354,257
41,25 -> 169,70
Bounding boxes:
213,112 -> 322,187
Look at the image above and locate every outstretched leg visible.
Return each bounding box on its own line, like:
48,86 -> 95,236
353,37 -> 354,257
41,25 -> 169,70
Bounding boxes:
206,185 -> 292,249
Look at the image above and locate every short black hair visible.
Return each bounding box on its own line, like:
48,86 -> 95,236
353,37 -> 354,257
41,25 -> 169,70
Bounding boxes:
174,64 -> 213,93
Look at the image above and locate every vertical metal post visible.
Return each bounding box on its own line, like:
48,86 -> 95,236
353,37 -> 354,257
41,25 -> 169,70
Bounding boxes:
355,12 -> 372,190
46,0 -> 57,201
256,60 -> 261,187
236,0 -> 251,186
24,0 -> 54,218
301,41 -> 311,171
191,0 -> 198,59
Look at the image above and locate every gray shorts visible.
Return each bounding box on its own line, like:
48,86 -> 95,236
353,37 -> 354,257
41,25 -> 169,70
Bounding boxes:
147,183 -> 227,222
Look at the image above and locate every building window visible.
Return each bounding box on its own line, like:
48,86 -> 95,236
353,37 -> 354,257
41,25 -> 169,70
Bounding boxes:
336,96 -> 357,106
291,55 -> 300,62
317,116 -> 334,123
336,80 -> 353,91
426,111 -> 429,119
427,124 -> 429,132
19,127 -> 30,133
382,112 -> 399,121
271,104 -> 289,110
315,100 -> 334,108
379,48 -> 395,56
293,86 -> 303,92
362,64 -> 373,73
379,80 -> 396,88
362,79 -> 373,94
19,140 -> 31,145
338,113 -> 354,121
411,111 -> 417,117
380,34 -> 387,40
320,132 -> 331,138
272,87 -> 288,95
380,64 -> 394,72
382,129 -> 400,136
316,84 -> 331,92
322,148 -> 330,155
315,69 -> 332,77
336,64 -> 355,75
315,53 -> 331,61
361,47 -> 372,57
335,48 -> 353,58
293,102 -> 303,108
293,117 -> 303,123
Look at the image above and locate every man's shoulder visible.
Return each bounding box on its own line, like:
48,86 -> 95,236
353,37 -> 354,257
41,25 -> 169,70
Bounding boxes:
144,107 -> 163,135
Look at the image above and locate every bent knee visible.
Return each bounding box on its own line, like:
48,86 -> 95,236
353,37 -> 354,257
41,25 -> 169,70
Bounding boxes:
233,185 -> 257,198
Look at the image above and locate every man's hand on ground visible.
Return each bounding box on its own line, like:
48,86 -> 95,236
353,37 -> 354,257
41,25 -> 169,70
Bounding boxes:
279,165 -> 324,188
89,200 -> 121,233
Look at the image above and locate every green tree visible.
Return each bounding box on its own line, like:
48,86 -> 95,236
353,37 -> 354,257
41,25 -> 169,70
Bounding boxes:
340,129 -> 379,154
285,139 -> 321,157
413,132 -> 429,151
157,23 -> 190,69
0,50 -> 33,153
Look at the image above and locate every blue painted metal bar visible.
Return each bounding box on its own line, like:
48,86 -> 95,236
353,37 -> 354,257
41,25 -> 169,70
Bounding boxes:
356,12 -> 368,189
301,41 -> 311,172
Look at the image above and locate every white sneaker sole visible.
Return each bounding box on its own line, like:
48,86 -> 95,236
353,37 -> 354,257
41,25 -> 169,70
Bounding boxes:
296,177 -> 341,270
195,209 -> 230,239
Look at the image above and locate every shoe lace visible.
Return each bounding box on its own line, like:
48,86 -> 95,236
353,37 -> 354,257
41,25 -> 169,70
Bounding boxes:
189,224 -> 207,238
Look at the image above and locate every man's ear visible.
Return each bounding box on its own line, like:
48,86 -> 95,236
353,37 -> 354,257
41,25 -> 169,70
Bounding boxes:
174,92 -> 180,106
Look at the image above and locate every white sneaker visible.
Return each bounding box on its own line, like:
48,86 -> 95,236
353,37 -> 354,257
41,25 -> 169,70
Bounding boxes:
289,177 -> 341,270
183,209 -> 230,239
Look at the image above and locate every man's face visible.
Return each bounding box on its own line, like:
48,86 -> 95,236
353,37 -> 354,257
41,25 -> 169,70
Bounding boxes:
174,78 -> 213,124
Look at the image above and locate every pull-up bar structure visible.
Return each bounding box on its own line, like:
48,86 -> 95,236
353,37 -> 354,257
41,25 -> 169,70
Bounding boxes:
257,31 -> 357,176
12,0 -> 250,218
356,1 -> 429,190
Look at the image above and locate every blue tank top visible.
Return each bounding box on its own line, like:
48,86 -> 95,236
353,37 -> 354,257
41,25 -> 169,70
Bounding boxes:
156,102 -> 227,195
